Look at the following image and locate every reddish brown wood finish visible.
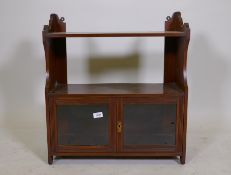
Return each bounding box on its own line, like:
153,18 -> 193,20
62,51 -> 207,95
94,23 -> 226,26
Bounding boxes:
50,83 -> 184,96
43,12 -> 190,165
45,31 -> 185,38
43,14 -> 67,164
164,12 -> 190,164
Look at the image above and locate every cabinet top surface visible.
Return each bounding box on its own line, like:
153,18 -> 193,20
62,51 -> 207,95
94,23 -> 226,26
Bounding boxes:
49,83 -> 184,96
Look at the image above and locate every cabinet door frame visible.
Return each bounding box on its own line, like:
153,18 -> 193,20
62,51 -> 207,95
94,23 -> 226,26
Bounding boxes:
118,96 -> 183,153
51,96 -> 117,153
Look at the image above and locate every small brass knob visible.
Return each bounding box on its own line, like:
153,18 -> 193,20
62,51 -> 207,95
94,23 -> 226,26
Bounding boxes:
117,121 -> 122,133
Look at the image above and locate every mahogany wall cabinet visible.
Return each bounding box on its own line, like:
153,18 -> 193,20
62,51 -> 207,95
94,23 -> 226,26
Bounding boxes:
43,12 -> 190,164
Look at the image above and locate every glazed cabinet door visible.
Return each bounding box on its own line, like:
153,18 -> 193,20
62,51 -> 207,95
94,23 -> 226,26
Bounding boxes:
51,96 -> 116,153
118,97 -> 182,153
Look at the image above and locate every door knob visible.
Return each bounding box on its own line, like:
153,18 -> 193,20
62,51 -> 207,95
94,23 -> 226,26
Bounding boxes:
117,121 -> 122,133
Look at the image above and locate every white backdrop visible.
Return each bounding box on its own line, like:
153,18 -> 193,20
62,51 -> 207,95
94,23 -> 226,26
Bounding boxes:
0,0 -> 231,129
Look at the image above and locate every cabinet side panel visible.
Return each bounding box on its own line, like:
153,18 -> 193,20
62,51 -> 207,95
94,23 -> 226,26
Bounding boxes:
43,14 -> 67,89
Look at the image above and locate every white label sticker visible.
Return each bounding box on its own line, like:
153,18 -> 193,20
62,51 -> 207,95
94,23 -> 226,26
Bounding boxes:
93,112 -> 103,119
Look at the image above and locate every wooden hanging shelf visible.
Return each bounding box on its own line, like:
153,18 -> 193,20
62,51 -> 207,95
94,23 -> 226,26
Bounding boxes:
43,11 -> 190,165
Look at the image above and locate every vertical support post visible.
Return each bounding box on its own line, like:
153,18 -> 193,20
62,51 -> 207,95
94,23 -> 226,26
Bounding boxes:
164,12 -> 190,164
47,14 -> 67,86
180,24 -> 190,164
43,14 -> 67,164
164,12 -> 184,84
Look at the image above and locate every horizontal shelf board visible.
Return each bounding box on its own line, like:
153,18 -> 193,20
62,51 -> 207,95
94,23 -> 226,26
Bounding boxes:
45,31 -> 185,38
49,83 -> 184,96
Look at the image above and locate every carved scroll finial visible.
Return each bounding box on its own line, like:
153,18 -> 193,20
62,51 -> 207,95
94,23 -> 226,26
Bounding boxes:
165,11 -> 184,31
48,14 -> 66,32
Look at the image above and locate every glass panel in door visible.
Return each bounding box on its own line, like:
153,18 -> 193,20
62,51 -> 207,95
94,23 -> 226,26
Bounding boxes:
123,103 -> 176,146
56,104 -> 109,146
